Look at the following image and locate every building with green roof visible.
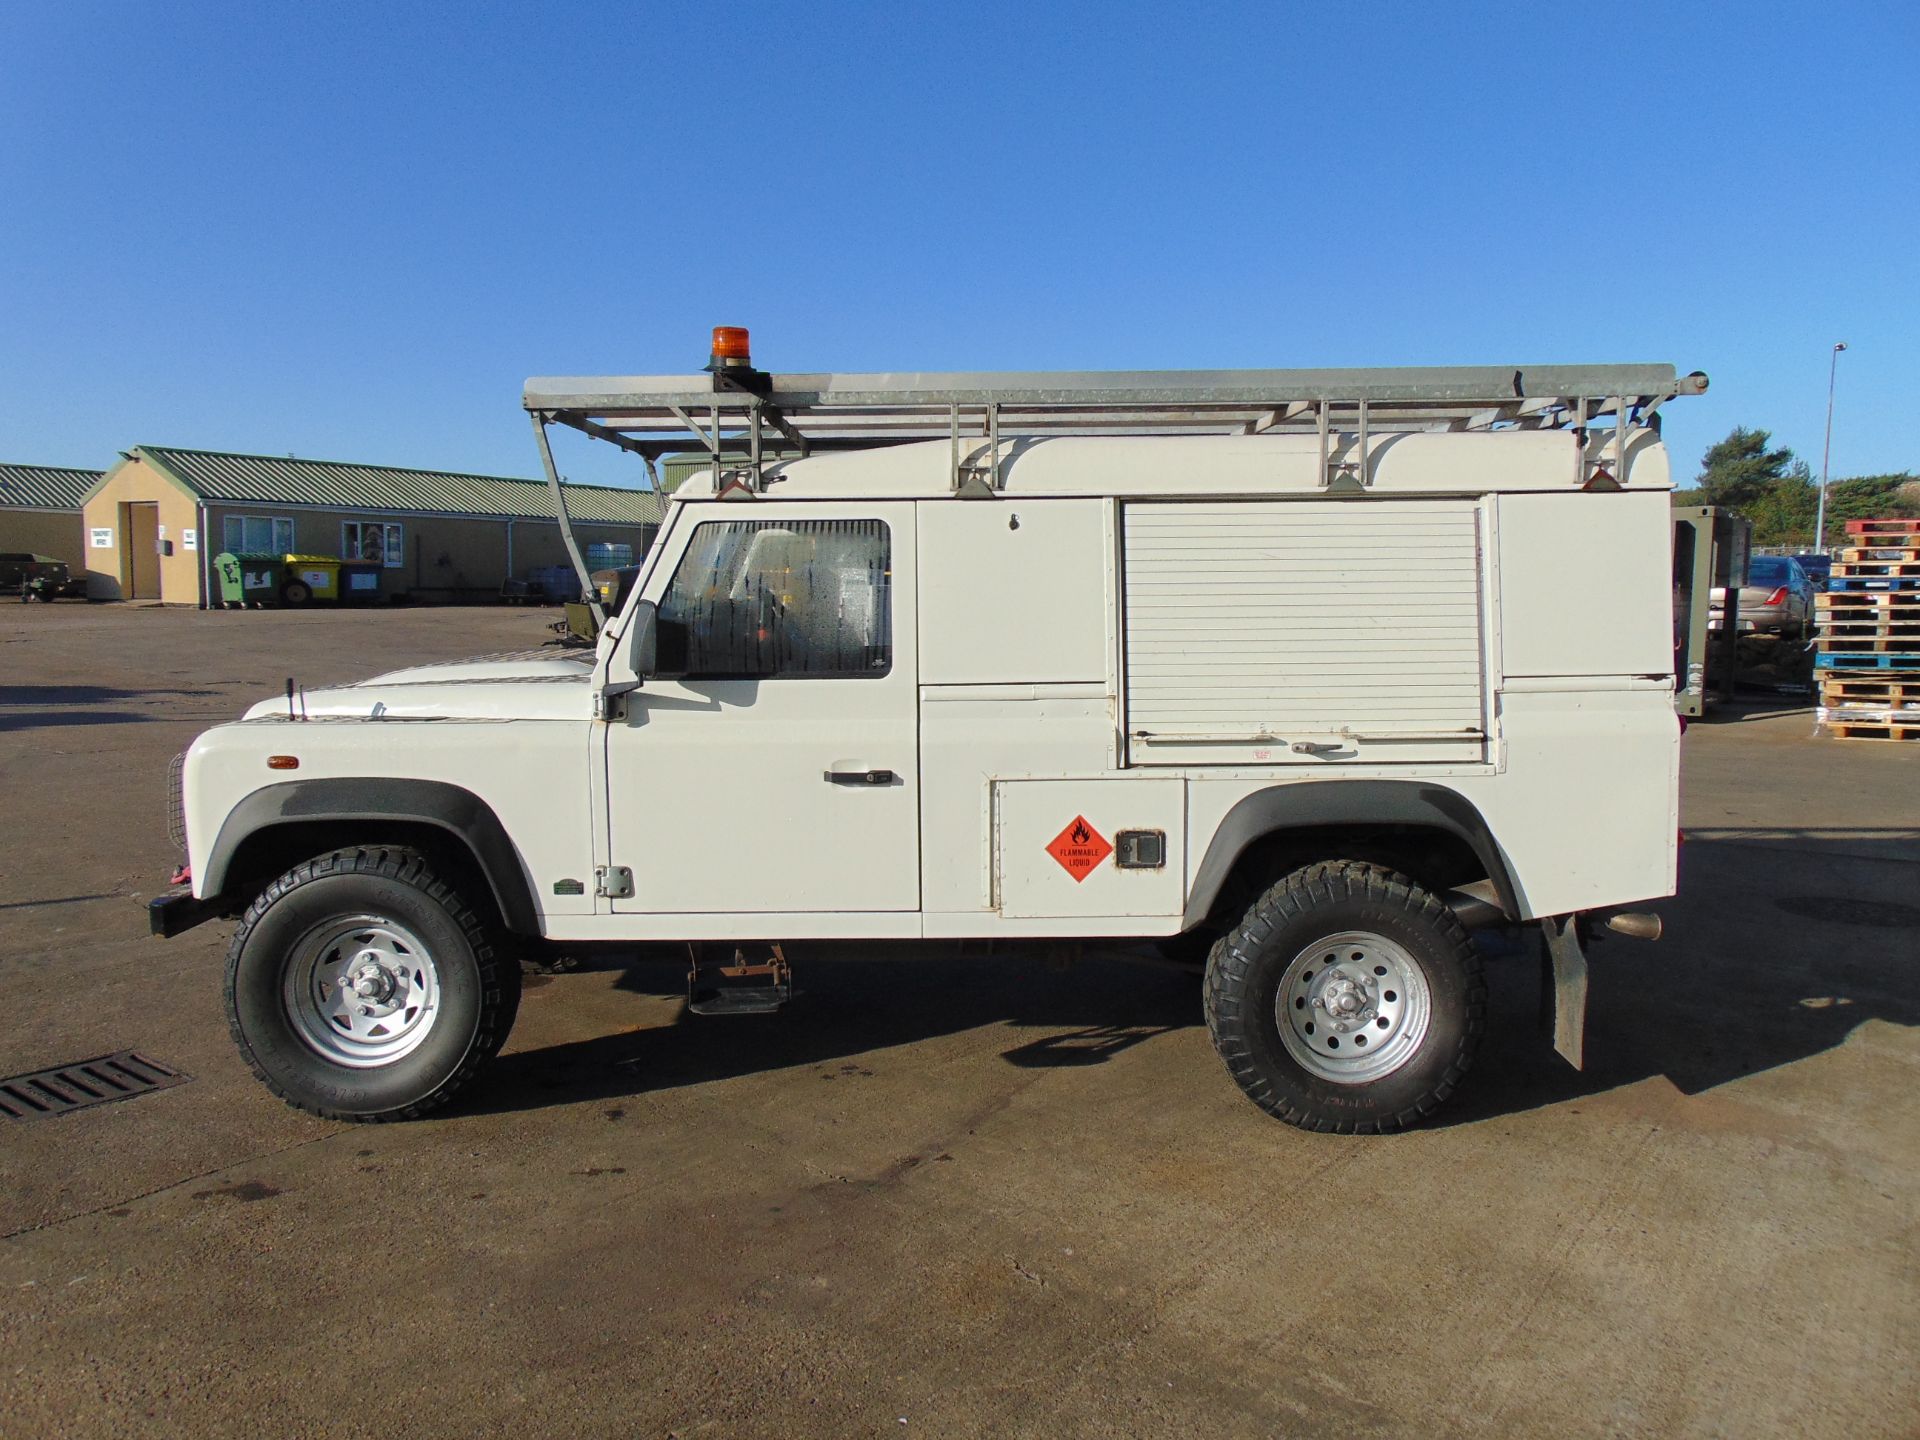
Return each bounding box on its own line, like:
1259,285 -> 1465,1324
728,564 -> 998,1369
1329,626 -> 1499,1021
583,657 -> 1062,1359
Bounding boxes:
0,462 -> 105,567
79,445 -> 663,604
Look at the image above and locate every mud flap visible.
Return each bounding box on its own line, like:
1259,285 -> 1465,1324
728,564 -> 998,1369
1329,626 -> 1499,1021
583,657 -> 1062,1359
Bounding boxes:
1539,915 -> 1588,1069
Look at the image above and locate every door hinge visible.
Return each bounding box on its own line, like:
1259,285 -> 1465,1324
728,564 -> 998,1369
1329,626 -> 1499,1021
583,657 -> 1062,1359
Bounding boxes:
595,865 -> 634,899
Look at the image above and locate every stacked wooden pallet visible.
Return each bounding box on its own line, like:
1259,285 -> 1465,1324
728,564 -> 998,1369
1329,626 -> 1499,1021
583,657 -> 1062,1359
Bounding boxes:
1816,519 -> 1920,740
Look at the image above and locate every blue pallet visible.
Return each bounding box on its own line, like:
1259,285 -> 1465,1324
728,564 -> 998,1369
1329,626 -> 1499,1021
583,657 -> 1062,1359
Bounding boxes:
1828,576 -> 1920,592
1817,652 -> 1920,671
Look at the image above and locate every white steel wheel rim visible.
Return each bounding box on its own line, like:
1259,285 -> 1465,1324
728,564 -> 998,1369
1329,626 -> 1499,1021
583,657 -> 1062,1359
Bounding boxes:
1275,930 -> 1433,1085
284,915 -> 442,1069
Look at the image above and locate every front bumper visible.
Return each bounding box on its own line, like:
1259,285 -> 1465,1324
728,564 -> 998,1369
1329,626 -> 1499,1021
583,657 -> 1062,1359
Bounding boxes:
148,888 -> 220,938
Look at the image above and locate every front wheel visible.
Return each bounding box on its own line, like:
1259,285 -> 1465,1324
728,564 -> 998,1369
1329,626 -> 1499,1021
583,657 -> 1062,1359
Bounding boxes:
225,846 -> 520,1121
1204,861 -> 1485,1133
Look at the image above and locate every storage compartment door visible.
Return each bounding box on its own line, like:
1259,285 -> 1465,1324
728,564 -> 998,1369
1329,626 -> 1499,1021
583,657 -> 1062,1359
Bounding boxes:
1123,499 -> 1488,766
995,778 -> 1185,920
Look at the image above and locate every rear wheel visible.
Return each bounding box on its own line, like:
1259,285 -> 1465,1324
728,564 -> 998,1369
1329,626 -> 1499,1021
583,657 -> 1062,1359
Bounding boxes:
225,846 -> 520,1121
1204,861 -> 1485,1133
280,579 -> 312,606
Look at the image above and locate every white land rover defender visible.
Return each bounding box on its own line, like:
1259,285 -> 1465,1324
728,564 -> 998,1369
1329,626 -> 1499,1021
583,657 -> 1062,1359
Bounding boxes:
153,335 -> 1701,1133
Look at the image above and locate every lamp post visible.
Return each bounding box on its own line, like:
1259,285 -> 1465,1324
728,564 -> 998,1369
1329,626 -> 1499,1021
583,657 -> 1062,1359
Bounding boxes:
1814,341 -> 1848,551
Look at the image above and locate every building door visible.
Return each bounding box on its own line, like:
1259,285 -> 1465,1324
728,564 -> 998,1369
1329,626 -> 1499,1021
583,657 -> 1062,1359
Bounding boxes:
604,503 -> 920,915
125,503 -> 161,599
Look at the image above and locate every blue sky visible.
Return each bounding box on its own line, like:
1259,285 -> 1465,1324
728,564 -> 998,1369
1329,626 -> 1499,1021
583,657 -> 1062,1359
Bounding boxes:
1,2 -> 1913,490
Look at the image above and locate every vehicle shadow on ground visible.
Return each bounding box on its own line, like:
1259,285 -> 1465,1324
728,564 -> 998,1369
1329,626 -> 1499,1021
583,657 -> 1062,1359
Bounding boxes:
1434,830 -> 1920,1127
467,832 -> 1920,1126
0,684 -> 221,732
0,710 -> 160,732
471,947 -> 1202,1116
0,684 -> 217,705
0,892 -> 122,912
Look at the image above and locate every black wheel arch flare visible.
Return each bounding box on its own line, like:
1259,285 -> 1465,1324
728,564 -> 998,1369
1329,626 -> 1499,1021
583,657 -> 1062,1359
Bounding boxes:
1182,779 -> 1523,930
202,779 -> 541,935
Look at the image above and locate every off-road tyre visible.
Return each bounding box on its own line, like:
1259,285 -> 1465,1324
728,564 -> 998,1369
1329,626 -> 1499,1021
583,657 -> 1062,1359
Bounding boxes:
225,846 -> 520,1122
1204,861 -> 1485,1133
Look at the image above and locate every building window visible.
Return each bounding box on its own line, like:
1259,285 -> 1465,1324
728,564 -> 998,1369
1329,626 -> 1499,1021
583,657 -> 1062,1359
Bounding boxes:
223,515 -> 294,555
343,521 -> 404,568
586,542 -> 634,571
655,519 -> 890,680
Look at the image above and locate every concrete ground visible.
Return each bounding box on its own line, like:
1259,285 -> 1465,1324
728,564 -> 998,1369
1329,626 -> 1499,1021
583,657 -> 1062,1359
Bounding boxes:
0,604 -> 1915,1439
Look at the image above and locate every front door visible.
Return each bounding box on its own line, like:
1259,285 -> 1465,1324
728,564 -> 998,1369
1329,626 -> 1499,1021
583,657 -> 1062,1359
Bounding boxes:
126,503 -> 161,599
605,503 -> 920,915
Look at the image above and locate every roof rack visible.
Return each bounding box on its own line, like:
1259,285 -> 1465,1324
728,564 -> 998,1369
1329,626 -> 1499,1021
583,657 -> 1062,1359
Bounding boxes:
522,355 -> 1707,612
527,360 -> 1704,478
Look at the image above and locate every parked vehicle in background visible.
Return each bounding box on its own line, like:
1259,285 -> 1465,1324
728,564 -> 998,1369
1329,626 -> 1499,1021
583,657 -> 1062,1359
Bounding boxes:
152,341 -> 1704,1135
1794,552 -> 1833,590
555,565 -> 644,644
0,553 -> 87,601
1712,554 -> 1815,637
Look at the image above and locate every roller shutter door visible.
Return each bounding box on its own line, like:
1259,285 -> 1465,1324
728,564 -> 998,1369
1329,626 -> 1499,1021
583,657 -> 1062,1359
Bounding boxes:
1122,499 -> 1488,765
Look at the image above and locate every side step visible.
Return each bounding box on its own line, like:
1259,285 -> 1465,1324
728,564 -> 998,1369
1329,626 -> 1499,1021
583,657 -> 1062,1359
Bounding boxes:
687,942 -> 792,1016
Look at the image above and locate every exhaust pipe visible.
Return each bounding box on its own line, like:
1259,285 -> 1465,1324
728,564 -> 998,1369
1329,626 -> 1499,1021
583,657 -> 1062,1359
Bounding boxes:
1604,911 -> 1663,941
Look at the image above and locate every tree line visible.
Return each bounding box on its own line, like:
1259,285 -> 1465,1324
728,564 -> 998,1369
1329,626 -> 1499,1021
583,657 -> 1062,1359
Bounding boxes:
1673,427 -> 1919,548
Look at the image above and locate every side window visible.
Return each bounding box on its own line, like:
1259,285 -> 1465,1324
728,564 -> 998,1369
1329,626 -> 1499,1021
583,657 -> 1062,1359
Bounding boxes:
223,515 -> 294,554
654,519 -> 891,679
343,520 -> 404,568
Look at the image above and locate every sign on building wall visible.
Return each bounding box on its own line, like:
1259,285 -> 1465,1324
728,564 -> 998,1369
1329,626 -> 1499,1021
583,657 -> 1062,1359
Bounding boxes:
183,529 -> 197,551
89,528 -> 113,549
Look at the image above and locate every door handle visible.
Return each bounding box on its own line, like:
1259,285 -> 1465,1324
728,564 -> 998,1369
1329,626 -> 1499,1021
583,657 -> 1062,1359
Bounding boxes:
824,768 -> 895,786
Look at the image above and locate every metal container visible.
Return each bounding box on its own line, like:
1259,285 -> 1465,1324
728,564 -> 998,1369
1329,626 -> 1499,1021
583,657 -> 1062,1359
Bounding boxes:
280,555 -> 341,604
338,561 -> 383,604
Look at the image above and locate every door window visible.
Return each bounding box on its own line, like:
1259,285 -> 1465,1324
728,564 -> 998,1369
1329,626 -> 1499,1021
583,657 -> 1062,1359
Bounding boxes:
654,519 -> 890,679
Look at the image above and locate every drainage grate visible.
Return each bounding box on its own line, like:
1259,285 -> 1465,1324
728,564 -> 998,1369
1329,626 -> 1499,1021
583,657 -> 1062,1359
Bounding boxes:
0,1051 -> 190,1120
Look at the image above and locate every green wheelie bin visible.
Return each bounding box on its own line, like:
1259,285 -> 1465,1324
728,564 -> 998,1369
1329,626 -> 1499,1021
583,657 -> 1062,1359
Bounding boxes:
214,553 -> 286,608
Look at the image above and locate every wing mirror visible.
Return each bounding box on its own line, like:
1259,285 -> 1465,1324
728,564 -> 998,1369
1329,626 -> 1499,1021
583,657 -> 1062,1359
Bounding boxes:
607,599 -> 657,697
629,598 -> 658,678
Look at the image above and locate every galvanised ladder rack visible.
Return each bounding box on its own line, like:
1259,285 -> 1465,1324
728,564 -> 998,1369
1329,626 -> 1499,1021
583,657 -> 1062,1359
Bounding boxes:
522,346 -> 1707,611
